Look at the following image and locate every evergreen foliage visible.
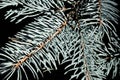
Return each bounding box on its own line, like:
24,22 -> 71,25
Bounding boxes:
0,0 -> 120,80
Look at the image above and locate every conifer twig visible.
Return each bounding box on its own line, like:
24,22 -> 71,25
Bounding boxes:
83,52 -> 91,80
98,0 -> 102,26
80,33 -> 91,80
13,21 -> 67,68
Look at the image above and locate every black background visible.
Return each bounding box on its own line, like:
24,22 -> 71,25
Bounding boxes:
0,0 -> 120,80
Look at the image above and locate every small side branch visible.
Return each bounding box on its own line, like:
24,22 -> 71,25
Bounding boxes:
83,52 -> 91,80
13,21 -> 67,68
98,0 -> 102,26
81,33 -> 91,80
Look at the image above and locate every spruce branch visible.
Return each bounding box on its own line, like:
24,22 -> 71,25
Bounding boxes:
0,0 -> 119,80
13,21 -> 67,68
98,0 -> 102,26
81,33 -> 91,80
83,53 -> 91,80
